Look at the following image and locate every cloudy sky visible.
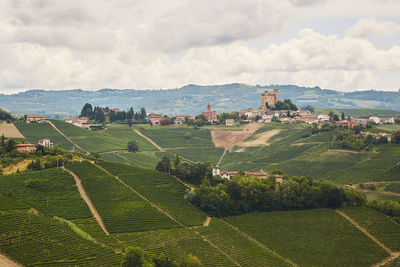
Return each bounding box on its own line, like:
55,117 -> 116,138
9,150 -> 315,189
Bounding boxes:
0,0 -> 399,93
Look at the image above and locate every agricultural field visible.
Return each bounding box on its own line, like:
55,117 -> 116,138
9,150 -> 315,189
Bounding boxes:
197,218 -> 291,267
315,108 -> 400,118
99,161 -> 206,226
167,147 -> 224,165
0,121 -> 24,138
14,122 -> 75,151
118,151 -> 160,169
225,209 -> 388,266
341,207 -> 400,251
384,183 -> 400,194
139,126 -> 214,148
66,161 -> 179,233
0,168 -> 91,219
50,120 -> 157,153
364,191 -> 400,203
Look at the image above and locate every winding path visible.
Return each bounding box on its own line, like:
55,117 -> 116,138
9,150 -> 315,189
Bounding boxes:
48,121 -> 89,154
133,129 -> 164,152
216,148 -> 227,167
63,167 -> 110,236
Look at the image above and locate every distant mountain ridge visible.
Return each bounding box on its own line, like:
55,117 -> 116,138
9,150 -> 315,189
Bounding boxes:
1,84 -> 400,118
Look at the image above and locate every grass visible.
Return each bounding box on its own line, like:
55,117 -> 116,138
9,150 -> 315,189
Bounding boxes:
384,183 -> 400,194
364,191 -> 400,203
14,122 -> 76,151
139,127 -> 214,148
341,207 -> 400,251
66,161 -> 179,233
99,161 -> 206,226
0,210 -> 122,266
0,168 -> 91,219
225,209 -> 388,266
197,218 -> 291,266
167,147 -> 225,165
50,120 -> 157,153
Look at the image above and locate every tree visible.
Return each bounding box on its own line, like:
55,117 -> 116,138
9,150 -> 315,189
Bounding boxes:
140,108 -> 147,120
24,178 -> 41,189
178,254 -> 202,267
5,139 -> 15,152
127,107 -> 134,120
1,134 -> 5,146
392,130 -> 400,144
80,103 -> 93,118
328,111 -> 335,120
332,114 -> 339,121
94,109 -> 105,123
304,105 -> 315,113
156,156 -> 171,173
128,141 -> 139,153
174,153 -> 181,167
122,247 -> 147,267
341,112 -> 345,120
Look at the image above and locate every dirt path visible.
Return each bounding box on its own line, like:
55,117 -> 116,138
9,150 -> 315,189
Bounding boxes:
0,253 -> 21,267
203,216 -> 211,227
63,167 -> 110,236
216,149 -> 227,167
335,210 -> 392,254
372,252 -> 400,267
133,129 -> 164,152
48,121 -> 89,154
221,219 -> 298,267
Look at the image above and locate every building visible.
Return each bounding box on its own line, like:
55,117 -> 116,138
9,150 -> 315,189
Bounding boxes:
38,138 -> 54,148
175,114 -> 189,125
261,89 -> 279,110
65,117 -> 90,129
318,114 -> 330,122
147,113 -> 163,125
27,115 -> 45,123
225,119 -> 235,126
213,167 -> 274,180
16,143 -> 36,153
202,104 -> 217,122
369,116 -> 381,124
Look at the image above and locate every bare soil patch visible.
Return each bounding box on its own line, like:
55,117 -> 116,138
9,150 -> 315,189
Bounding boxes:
0,122 -> 24,138
0,253 -> 21,267
210,123 -> 262,150
1,160 -> 32,175
240,129 -> 281,147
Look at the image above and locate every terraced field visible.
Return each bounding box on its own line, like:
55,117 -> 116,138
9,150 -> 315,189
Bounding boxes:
50,120 -> 157,153
341,207 -> 400,251
66,161 -> 179,233
14,122 -> 76,151
225,209 -> 389,266
99,161 -> 206,226
0,168 -> 91,219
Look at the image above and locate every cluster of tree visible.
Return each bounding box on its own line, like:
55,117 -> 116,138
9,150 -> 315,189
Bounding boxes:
127,141 -> 139,153
187,174 -> 366,217
185,114 -> 212,127
329,132 -> 375,151
369,200 -> 400,222
271,99 -> 298,111
80,103 -> 147,124
24,178 -> 41,188
218,112 -> 240,124
311,123 -> 338,134
27,155 -> 66,171
122,246 -> 202,267
0,108 -> 14,122
155,155 -> 213,184
303,105 -> 315,113
392,130 -> 400,144
359,183 -> 377,191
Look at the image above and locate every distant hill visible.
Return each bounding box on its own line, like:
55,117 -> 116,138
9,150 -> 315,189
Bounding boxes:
1,84 -> 400,118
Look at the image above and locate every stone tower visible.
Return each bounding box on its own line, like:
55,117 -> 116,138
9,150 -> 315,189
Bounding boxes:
261,89 -> 279,110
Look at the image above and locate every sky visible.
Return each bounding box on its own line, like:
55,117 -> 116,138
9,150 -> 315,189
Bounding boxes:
0,0 -> 399,94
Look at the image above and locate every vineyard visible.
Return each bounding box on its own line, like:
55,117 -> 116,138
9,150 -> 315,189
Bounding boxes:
99,161 -> 206,226
14,122 -> 76,151
167,147 -> 225,165
225,209 -> 388,266
65,161 -> 180,233
0,168 -> 91,219
341,207 -> 400,251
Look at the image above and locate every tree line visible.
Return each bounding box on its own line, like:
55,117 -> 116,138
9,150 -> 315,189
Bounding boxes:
80,103 -> 147,124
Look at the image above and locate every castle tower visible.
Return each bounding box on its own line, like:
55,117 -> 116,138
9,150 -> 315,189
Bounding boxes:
207,103 -> 211,111
261,89 -> 279,110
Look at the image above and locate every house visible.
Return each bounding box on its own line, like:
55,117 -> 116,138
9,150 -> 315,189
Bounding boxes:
225,119 -> 235,126
38,138 -> 54,148
369,116 -> 381,124
280,117 -> 296,124
213,167 -> 271,180
16,143 -> 36,153
295,116 -> 318,124
382,118 -> 395,124
27,115 -> 45,123
202,104 -> 217,122
147,113 -> 163,125
370,133 -> 392,143
318,114 -> 330,122
174,114 -> 189,125
65,117 -> 90,128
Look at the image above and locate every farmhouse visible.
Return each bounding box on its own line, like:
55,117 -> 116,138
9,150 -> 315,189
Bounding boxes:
27,115 -> 45,123
147,113 -> 163,125
202,104 -> 217,122
369,116 -> 381,124
65,117 -> 90,128
225,119 -> 235,126
38,138 -> 54,148
174,114 -> 189,125
212,167 -> 282,182
16,143 -> 36,153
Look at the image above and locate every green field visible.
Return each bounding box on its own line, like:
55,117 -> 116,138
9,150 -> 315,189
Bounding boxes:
118,151 -> 160,169
66,161 -> 179,233
167,147 -> 225,165
0,168 -> 91,219
99,161 -> 206,226
384,183 -> 400,194
225,209 -> 388,266
364,191 -> 400,204
50,120 -> 157,153
14,122 -> 76,151
341,207 -> 400,251
315,108 -> 400,118
139,127 -> 214,148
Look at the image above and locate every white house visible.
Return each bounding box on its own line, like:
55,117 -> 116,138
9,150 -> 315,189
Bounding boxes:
369,116 -> 381,124
318,114 -> 330,122
225,119 -> 235,126
38,138 -> 54,148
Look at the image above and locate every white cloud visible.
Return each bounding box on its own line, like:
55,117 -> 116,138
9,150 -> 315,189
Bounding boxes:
346,17 -> 400,39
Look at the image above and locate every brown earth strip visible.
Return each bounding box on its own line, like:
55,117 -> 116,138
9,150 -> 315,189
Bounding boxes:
63,167 -> 110,236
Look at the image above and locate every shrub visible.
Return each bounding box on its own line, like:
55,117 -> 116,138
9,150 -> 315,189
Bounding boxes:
24,178 -> 41,188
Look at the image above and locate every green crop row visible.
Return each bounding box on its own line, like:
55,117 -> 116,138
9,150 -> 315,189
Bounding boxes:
0,168 -> 91,219
167,147 -> 224,164
225,209 -> 388,267
99,161 -> 206,226
66,161 -> 179,233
